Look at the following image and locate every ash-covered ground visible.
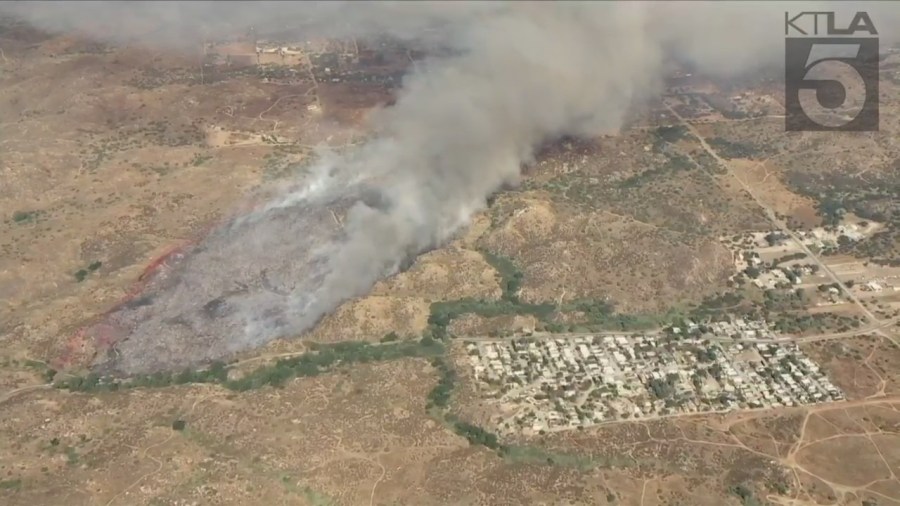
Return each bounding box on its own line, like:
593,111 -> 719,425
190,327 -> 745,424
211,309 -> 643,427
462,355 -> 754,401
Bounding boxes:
31,2 -> 897,376
89,166 -> 395,375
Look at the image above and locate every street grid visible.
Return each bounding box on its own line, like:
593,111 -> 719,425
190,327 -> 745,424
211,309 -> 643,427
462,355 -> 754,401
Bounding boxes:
465,321 -> 844,435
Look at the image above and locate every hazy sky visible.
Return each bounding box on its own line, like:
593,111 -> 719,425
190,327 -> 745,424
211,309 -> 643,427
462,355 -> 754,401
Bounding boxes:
6,1 -> 898,371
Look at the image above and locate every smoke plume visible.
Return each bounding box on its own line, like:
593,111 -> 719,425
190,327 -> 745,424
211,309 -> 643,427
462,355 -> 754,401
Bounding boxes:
3,2 -> 898,373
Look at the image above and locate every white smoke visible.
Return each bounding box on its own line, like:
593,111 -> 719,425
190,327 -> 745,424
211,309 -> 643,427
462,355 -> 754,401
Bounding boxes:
4,1 -> 898,372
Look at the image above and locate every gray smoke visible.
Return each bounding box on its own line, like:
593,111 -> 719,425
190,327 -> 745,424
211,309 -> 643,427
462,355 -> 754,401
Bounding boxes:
3,1 -> 898,373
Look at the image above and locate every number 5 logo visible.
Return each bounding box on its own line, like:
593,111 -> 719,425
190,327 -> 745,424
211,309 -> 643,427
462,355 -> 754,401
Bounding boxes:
785,37 -> 879,132
797,44 -> 866,128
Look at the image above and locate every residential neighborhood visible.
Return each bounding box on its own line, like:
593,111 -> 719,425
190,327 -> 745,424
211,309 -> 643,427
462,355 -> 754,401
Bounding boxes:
722,225 -> 900,315
464,323 -> 844,436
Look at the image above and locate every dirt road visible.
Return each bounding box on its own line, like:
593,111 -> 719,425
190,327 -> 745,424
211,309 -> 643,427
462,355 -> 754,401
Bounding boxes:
664,103 -> 899,350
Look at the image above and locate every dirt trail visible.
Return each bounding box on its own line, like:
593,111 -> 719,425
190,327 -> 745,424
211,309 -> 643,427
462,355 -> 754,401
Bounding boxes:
666,103 -> 900,353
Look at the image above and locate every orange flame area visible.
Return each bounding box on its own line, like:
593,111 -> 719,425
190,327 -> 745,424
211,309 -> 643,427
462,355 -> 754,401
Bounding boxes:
58,204 -> 265,370
55,241 -> 195,370
137,243 -> 187,282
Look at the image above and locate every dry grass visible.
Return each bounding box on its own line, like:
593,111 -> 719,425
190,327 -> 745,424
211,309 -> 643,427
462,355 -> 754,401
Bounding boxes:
480,192 -> 734,313
3,26 -> 900,506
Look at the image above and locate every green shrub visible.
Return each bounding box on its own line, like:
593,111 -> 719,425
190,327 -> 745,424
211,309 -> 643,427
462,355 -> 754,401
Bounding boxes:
654,125 -> 689,143
12,210 -> 39,223
708,137 -> 760,159
0,479 -> 22,490
59,340 -> 445,394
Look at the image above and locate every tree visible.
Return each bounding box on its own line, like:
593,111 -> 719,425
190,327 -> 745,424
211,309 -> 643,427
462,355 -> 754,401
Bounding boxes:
731,484 -> 753,501
765,232 -> 787,246
649,378 -> 674,399
818,198 -> 845,225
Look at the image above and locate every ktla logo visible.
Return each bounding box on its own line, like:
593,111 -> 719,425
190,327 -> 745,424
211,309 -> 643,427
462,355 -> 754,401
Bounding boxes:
785,11 -> 879,132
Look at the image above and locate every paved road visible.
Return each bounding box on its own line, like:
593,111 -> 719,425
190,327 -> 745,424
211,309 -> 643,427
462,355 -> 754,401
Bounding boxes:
545,391 -> 900,434
5,317 -> 897,408
664,104 -> 899,349
462,316 -> 899,344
